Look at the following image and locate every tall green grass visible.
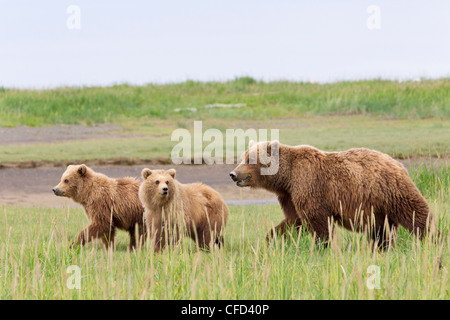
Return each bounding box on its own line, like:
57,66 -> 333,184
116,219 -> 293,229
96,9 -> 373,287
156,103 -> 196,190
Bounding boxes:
0,165 -> 448,299
1,78 -> 449,127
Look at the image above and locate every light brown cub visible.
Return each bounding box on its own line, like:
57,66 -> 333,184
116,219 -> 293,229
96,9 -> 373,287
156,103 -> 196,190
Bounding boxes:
139,168 -> 228,252
53,164 -> 145,249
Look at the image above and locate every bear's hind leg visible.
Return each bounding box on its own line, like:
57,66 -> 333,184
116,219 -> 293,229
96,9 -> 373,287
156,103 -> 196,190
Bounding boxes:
394,191 -> 432,240
101,227 -> 116,249
195,230 -> 212,251
214,235 -> 225,248
399,208 -> 431,240
128,225 -> 137,250
370,218 -> 397,251
138,221 -> 146,247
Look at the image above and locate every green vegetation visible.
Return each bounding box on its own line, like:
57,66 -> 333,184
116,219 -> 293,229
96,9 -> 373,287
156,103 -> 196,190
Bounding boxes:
0,78 -> 449,127
0,165 -> 448,299
0,116 -> 448,163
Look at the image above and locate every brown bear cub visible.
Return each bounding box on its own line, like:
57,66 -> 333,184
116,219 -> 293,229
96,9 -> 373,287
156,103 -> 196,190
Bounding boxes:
139,168 -> 228,252
53,164 -> 145,250
230,140 -> 433,249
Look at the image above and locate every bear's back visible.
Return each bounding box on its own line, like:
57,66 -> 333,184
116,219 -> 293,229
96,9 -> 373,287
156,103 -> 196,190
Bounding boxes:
322,148 -> 425,220
110,177 -> 143,229
178,182 -> 229,226
324,148 -> 407,180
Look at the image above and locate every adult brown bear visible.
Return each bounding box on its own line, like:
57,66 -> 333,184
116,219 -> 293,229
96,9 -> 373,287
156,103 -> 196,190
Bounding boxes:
230,140 -> 433,249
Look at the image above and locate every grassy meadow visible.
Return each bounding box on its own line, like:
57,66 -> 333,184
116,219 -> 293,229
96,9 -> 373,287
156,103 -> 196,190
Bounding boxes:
0,115 -> 448,164
1,78 -> 449,127
0,165 -> 448,300
0,78 -> 449,299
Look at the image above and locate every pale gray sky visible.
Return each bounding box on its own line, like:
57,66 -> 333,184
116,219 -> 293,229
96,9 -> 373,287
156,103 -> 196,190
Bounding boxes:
0,0 -> 449,88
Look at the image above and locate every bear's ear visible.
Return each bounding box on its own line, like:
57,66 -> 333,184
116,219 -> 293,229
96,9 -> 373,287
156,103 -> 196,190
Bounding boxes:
142,168 -> 152,180
271,140 -> 280,149
78,164 -> 87,176
167,169 -> 176,179
270,140 -> 280,157
248,139 -> 256,148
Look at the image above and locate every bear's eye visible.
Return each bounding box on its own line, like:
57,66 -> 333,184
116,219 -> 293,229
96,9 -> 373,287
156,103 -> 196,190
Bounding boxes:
166,181 -> 169,185
64,179 -> 69,184
155,180 -> 160,185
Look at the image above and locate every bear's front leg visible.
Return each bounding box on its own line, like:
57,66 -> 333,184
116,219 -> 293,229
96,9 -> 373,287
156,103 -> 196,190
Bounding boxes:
299,204 -> 334,246
267,193 -> 303,242
288,187 -> 334,245
266,218 -> 302,242
160,222 -> 181,249
75,223 -> 115,249
153,228 -> 167,253
145,214 -> 167,252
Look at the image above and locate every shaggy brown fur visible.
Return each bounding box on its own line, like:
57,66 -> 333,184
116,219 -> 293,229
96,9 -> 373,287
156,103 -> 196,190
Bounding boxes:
53,165 -> 145,250
230,141 -> 433,249
139,168 -> 228,252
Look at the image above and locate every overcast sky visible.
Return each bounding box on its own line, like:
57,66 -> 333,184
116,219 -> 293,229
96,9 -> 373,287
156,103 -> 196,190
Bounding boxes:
1,0 -> 449,88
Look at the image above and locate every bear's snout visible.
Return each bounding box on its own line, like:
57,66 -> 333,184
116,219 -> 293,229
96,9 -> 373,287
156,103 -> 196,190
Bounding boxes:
52,188 -> 63,196
230,170 -> 251,187
160,186 -> 169,196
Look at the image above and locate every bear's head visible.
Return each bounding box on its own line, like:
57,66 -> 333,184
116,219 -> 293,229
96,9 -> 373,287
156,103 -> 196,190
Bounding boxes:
53,164 -> 89,200
140,168 -> 177,205
230,140 -> 280,188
